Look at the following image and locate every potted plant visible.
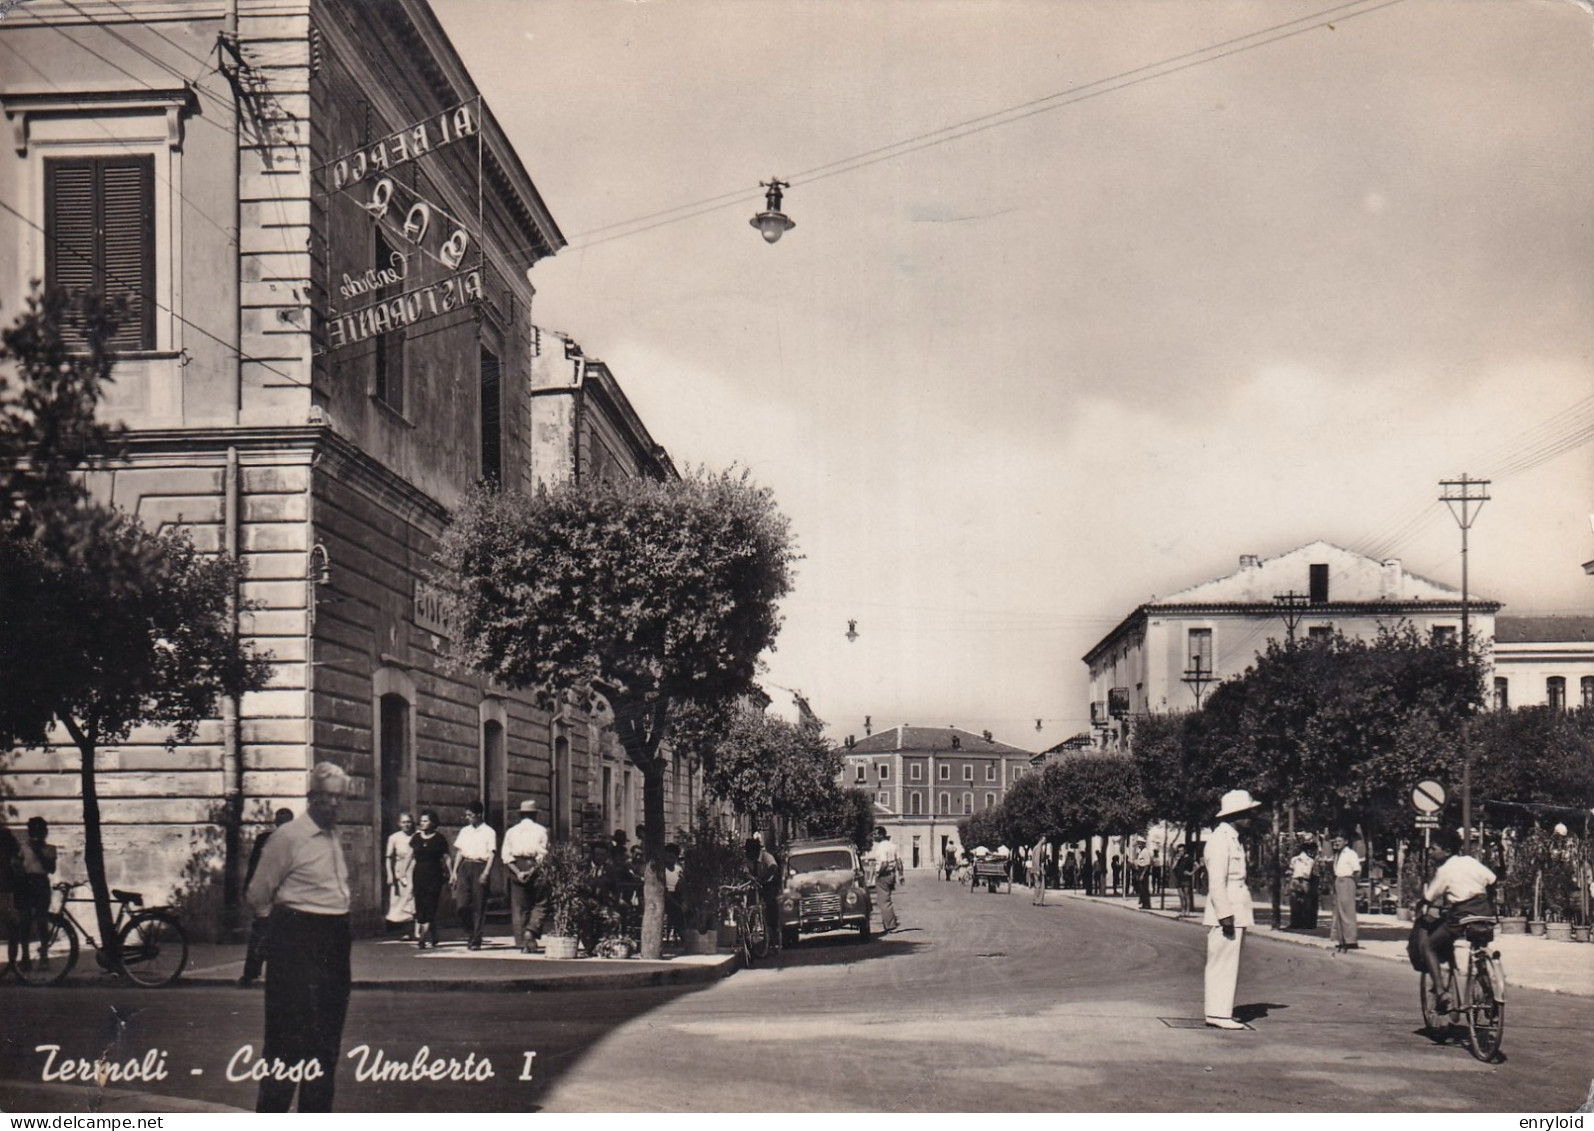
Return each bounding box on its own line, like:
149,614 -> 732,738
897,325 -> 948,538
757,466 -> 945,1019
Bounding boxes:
677,822 -> 744,954
542,841 -> 591,960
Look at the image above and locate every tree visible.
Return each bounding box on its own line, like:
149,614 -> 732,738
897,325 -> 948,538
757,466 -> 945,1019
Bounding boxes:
1041,753 -> 1150,842
1468,706 -> 1594,826
435,470 -> 797,958
0,287 -> 270,954
695,701 -> 843,837
805,786 -> 876,850
1179,627 -> 1482,838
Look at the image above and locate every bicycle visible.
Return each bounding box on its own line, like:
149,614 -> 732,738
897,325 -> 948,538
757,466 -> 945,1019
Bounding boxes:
719,880 -> 771,965
1418,911 -> 1505,1062
5,881 -> 189,988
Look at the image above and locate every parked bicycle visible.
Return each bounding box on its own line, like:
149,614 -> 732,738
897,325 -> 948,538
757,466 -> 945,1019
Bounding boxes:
719,879 -> 770,965
1419,912 -> 1505,1062
5,880 -> 189,988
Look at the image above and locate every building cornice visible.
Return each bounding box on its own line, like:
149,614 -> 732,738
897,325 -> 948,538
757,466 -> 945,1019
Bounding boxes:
1083,598 -> 1504,666
122,426 -> 451,531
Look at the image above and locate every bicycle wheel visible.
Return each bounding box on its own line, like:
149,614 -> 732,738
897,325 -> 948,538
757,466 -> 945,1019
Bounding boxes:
732,906 -> 755,966
8,913 -> 78,987
117,910 -> 188,987
745,900 -> 771,961
1465,953 -> 1505,1063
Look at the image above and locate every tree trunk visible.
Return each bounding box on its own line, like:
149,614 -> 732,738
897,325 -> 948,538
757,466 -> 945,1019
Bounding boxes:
640,758 -> 667,960
63,716 -> 119,961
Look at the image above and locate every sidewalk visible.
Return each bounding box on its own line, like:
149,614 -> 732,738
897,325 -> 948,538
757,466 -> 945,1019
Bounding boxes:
1053,888 -> 1594,997
168,934 -> 738,993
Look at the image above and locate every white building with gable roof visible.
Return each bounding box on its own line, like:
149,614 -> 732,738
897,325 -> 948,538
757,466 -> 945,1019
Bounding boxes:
1083,541 -> 1499,748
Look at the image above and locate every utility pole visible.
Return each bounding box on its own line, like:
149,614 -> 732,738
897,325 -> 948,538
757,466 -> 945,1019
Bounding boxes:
1273,590 -> 1313,644
1181,655 -> 1215,710
1440,473 -> 1490,846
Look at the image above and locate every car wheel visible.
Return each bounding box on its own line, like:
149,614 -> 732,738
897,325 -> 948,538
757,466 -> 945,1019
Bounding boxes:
859,919 -> 872,941
782,928 -> 799,949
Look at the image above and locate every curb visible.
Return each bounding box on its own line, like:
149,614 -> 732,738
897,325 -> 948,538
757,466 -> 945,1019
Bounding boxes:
1055,890 -> 1594,997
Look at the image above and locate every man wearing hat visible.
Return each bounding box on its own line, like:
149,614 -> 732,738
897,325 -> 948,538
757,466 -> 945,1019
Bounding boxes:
246,762 -> 353,1112
1203,788 -> 1261,1030
501,799 -> 550,953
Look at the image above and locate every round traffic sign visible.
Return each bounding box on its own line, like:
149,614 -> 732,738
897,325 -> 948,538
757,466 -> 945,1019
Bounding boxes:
1412,779 -> 1446,814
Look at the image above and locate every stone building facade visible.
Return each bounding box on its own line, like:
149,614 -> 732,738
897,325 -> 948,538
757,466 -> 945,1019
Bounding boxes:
840,725 -> 1036,869
0,0 -> 696,930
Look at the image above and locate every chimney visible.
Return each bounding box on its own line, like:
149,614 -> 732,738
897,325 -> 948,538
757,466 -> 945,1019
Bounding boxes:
1381,559 -> 1402,599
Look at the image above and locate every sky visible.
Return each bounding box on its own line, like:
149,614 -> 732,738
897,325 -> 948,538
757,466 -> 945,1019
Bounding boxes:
431,0 -> 1594,751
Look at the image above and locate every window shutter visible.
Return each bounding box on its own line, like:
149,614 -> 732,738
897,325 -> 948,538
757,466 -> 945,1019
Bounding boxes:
479,347 -> 502,482
44,155 -> 154,351
100,157 -> 155,351
45,161 -> 96,342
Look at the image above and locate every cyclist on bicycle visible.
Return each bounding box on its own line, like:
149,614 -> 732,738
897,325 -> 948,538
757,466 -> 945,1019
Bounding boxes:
1414,830 -> 1496,1013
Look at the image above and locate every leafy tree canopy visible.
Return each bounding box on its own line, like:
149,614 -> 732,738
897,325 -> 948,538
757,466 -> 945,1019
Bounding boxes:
1171,626 -> 1482,835
695,701 -> 842,830
433,468 -> 797,958
1,286 -> 270,950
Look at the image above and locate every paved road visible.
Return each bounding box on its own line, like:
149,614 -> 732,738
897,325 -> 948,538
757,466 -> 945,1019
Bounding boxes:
3,882 -> 1591,1112
0,979 -> 704,1112
543,879 -> 1594,1112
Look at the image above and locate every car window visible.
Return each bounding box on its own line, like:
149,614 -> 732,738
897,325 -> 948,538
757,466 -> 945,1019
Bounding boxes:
789,849 -> 855,873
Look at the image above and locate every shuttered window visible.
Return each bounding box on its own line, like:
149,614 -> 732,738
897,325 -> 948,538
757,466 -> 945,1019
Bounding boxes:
373,230 -> 404,412
479,346 -> 501,483
44,156 -> 155,351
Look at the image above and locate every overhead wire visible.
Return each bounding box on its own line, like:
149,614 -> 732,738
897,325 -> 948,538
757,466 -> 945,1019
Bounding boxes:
508,0 -> 1410,260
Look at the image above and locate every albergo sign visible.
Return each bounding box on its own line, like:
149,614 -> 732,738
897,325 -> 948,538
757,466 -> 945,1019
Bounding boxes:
324,99 -> 487,351
327,101 -> 479,192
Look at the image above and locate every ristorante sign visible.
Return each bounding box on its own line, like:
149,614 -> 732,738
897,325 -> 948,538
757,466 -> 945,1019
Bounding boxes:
327,267 -> 483,350
323,99 -> 487,351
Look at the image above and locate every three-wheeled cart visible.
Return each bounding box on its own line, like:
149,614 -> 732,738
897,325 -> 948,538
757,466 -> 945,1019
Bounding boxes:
971,858 -> 1011,894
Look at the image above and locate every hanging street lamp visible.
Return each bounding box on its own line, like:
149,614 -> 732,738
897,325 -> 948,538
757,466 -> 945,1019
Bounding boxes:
750,178 -> 795,244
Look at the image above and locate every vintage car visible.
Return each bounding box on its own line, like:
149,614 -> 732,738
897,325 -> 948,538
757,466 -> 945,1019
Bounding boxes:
778,837 -> 873,945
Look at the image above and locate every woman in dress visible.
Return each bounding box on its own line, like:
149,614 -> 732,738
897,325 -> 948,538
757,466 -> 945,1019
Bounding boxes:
385,812 -> 416,937
410,811 -> 450,949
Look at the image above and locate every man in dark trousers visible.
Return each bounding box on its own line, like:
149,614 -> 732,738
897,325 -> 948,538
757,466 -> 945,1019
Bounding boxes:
452,801 -> 497,949
240,807 -> 295,987
246,763 -> 353,1112
501,799 -> 550,953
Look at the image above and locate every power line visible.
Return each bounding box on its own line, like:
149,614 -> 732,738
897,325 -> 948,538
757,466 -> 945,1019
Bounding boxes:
539,0 -> 1407,255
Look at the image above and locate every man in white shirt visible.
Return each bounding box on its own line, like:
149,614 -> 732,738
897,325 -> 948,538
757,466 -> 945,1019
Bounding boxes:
246,763 -> 352,1112
866,826 -> 904,934
1133,838 -> 1154,908
452,801 -> 497,950
1417,831 -> 1497,1010
501,799 -> 550,953
1330,832 -> 1362,951
1203,789 -> 1260,1029
1288,839 -> 1319,930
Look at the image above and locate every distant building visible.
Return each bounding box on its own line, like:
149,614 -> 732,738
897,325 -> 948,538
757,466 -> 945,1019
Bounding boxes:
1083,541 -> 1499,748
1492,616 -> 1594,711
840,725 -> 1035,868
